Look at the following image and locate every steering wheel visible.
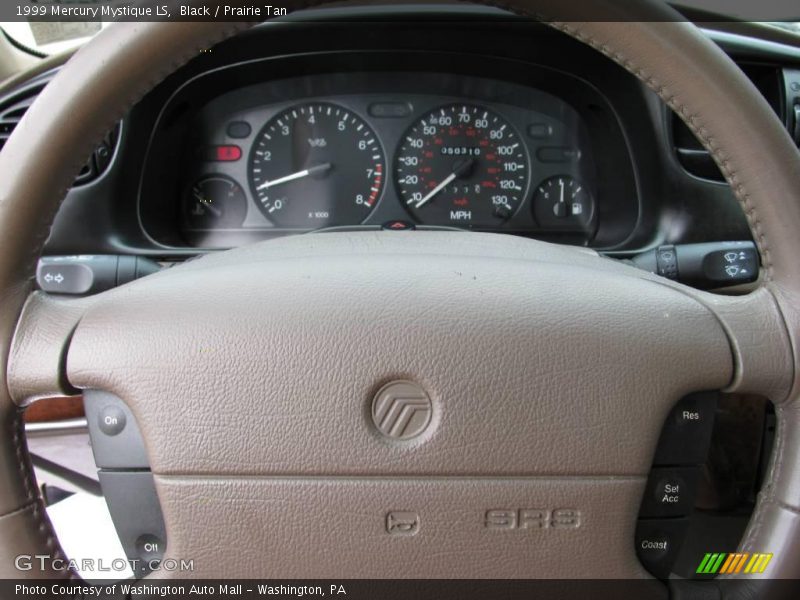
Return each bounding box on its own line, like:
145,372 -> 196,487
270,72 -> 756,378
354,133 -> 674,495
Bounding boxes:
1,0 -> 799,592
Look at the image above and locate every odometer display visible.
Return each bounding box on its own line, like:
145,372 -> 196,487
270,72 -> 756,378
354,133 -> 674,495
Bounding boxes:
249,103 -> 385,228
395,104 -> 529,227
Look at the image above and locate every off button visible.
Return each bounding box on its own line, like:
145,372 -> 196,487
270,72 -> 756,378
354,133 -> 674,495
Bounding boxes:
137,533 -> 165,563
97,405 -> 126,436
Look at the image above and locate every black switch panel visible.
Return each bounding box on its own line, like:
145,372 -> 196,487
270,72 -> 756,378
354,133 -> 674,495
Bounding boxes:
636,392 -> 718,579
85,390 -> 168,579
654,392 -> 717,466
636,519 -> 689,580
639,467 -> 699,518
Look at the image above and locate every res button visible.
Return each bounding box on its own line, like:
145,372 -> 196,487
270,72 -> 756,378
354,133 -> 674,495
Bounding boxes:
654,393 -> 717,465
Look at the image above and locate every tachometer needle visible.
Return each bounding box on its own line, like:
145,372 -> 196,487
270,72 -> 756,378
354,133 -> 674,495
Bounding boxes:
414,159 -> 474,208
256,163 -> 332,191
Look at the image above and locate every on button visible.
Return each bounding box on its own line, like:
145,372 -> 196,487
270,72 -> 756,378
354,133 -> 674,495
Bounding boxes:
98,405 -> 126,436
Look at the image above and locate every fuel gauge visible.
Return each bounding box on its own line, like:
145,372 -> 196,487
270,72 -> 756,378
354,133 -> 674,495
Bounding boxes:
184,175 -> 247,229
532,175 -> 594,231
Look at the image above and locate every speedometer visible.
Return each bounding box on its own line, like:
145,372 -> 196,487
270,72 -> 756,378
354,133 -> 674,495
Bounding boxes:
395,104 -> 529,227
249,103 -> 385,228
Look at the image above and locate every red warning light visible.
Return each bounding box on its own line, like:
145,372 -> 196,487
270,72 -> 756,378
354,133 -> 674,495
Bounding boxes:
214,145 -> 242,161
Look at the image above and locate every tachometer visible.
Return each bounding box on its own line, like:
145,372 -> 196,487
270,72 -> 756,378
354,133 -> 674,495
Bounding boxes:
249,103 -> 385,228
395,104 -> 529,227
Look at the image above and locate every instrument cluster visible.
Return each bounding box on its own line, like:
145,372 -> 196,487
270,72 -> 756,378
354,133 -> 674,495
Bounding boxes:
139,68 -> 636,249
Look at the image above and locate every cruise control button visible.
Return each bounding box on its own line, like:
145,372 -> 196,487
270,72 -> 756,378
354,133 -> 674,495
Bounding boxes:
640,467 -> 698,518
635,518 -> 688,579
97,405 -> 126,436
639,533 -> 670,558
85,391 -> 149,468
654,393 -> 717,465
136,534 -> 165,564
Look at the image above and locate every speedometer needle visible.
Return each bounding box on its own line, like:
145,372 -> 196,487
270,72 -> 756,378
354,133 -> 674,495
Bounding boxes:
414,159 -> 475,208
256,163 -> 332,191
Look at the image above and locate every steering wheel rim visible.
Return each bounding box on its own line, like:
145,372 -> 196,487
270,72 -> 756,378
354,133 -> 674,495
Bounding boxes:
1,0 -> 799,590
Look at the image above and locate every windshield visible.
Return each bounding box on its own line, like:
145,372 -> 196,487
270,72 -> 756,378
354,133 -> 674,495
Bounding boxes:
1,21 -> 107,55
1,17 -> 799,57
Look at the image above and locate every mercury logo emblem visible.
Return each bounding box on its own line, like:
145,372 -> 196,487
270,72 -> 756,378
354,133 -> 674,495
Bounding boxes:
371,381 -> 432,440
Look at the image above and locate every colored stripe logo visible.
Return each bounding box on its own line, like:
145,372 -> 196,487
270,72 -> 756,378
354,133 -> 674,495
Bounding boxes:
696,552 -> 773,574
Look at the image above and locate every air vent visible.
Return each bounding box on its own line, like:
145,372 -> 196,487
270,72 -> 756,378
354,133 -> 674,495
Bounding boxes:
783,69 -> 800,149
0,70 -> 120,185
672,63 -> 784,182
0,79 -> 47,152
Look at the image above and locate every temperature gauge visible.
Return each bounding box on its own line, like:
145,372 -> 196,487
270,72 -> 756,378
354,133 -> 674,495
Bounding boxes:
184,175 -> 247,230
532,175 -> 594,231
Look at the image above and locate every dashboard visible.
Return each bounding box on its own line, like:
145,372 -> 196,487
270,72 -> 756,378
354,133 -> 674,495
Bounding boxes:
4,8 -> 798,261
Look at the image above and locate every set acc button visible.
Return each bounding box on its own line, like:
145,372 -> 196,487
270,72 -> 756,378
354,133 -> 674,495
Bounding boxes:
640,467 -> 699,518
